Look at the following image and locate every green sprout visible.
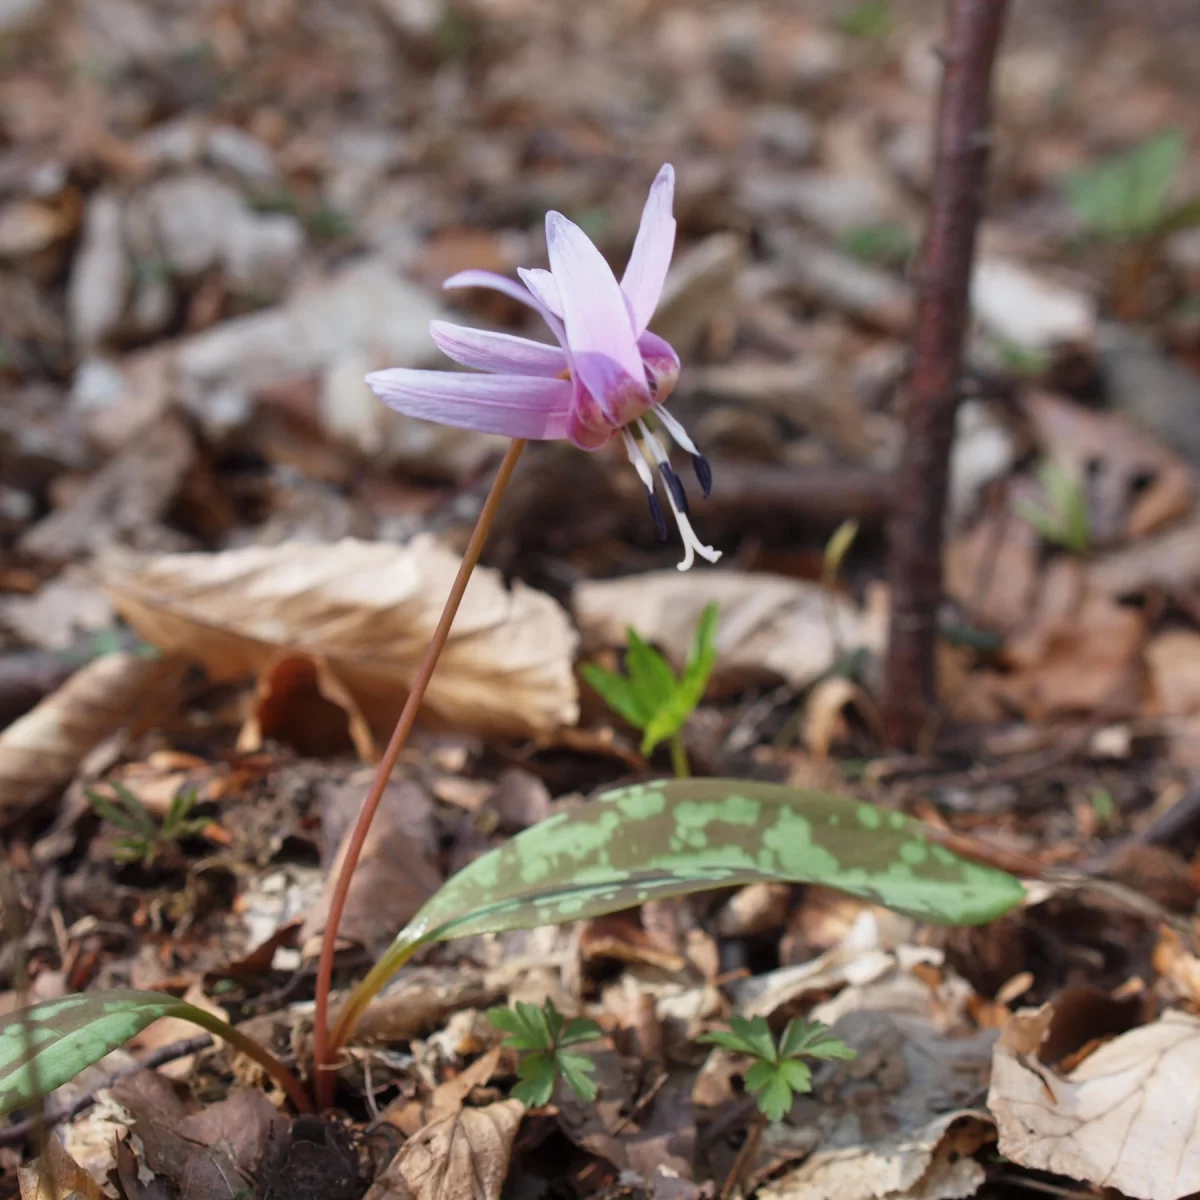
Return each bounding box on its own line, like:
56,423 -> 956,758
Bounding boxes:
1011,459 -> 1091,555
86,782 -> 209,868
582,603 -> 719,779
487,998 -> 603,1108
839,222 -> 914,269
698,1015 -> 855,1122
835,0 -> 892,42
1065,131 -> 1200,242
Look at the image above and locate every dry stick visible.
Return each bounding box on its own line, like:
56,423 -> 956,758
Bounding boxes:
880,0 -> 1009,750
312,438 -> 528,1111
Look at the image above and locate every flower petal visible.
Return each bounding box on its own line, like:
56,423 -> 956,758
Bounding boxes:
430,320 -> 568,377
443,269 -> 538,310
517,267 -> 564,318
365,369 -> 572,439
546,211 -> 649,423
620,164 -> 676,335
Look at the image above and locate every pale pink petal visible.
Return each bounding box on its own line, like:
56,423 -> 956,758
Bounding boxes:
620,165 -> 676,334
446,267 -> 567,350
430,320 -> 567,377
545,211 -> 649,425
517,267 -> 564,318
443,269 -> 538,310
365,369 -> 572,439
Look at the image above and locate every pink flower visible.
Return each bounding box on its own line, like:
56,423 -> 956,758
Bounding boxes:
366,165 -> 720,571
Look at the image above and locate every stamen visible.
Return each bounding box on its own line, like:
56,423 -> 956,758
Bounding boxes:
653,407 -> 712,498
648,493 -> 668,540
624,425 -> 719,568
622,428 -> 667,540
663,483 -> 722,572
637,419 -> 689,513
621,428 -> 656,494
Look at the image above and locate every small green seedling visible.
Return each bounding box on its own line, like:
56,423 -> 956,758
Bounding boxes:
839,222 -> 913,269
1066,130 -> 1200,242
582,602 -> 719,777
488,998 -> 603,1107
1011,460 -> 1091,555
698,1015 -> 855,1122
87,782 -> 209,868
836,0 -> 892,42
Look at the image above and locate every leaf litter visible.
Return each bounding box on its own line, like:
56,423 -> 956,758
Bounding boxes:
6,2 -> 1200,1200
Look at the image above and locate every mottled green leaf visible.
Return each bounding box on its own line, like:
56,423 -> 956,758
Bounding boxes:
0,990 -> 193,1117
379,779 -> 1024,989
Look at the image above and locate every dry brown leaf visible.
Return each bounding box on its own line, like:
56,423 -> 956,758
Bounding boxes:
1023,391 -> 1194,544
574,571 -> 886,690
989,1006 -> 1200,1200
102,535 -> 578,753
1145,631 -> 1200,717
0,651 -> 184,827
365,1099 -> 524,1200
18,1134 -> 106,1200
760,1009 -> 996,1200
984,562 -> 1146,720
300,778 -> 442,958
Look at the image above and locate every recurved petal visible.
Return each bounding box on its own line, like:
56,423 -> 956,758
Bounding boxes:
620,164 -> 676,334
365,369 -> 572,439
546,211 -> 649,421
517,267 -> 564,318
443,269 -> 539,310
431,320 -> 568,377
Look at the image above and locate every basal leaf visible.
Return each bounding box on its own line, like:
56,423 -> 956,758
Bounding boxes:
0,990 -> 192,1117
383,780 -> 1025,977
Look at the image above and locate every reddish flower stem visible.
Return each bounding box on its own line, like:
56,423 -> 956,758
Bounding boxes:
881,0 -> 1009,750
312,438 -> 527,1110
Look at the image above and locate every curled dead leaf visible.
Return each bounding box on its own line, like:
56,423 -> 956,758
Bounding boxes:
365,1099 -> 524,1200
0,651 -> 184,827
989,1006 -> 1200,1200
102,536 -> 578,755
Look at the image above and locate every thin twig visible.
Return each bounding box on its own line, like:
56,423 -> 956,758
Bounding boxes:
881,0 -> 1010,749
313,438 -> 527,1109
0,1031 -> 214,1148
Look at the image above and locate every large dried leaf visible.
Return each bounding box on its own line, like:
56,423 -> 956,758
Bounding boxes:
103,536 -> 578,750
574,571 -> 886,690
365,1099 -> 524,1200
989,1006 -> 1200,1200
0,651 -> 183,827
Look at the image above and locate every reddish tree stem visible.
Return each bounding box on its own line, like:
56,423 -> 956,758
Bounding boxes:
312,438 -> 526,1110
881,0 -> 1009,750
